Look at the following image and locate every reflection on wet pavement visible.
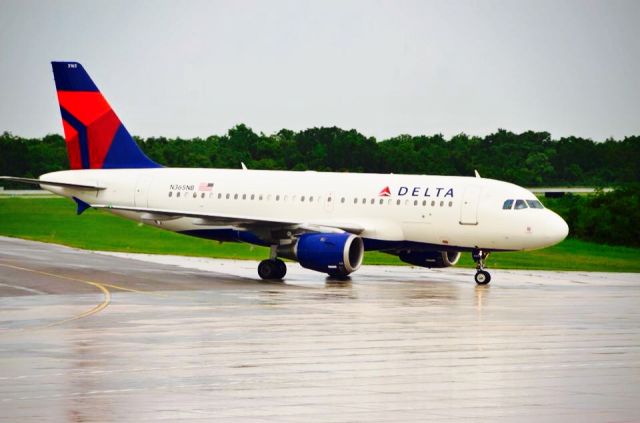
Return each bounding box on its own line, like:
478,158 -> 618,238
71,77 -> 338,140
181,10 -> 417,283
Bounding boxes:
0,237 -> 639,422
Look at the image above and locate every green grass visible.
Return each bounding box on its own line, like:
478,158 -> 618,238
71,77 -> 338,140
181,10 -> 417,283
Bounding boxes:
1,197 -> 639,272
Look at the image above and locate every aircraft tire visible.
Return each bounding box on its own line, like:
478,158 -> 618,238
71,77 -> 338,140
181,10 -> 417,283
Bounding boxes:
474,270 -> 491,285
258,259 -> 286,280
274,259 -> 287,279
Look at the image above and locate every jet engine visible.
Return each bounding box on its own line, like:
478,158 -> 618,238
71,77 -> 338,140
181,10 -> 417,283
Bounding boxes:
398,250 -> 461,268
278,233 -> 364,277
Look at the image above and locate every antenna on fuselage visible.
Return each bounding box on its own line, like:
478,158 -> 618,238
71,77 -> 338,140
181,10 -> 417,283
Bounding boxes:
241,162 -> 248,170
474,169 -> 481,178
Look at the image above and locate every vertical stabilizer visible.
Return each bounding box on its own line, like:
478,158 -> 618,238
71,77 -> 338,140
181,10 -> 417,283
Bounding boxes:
51,61 -> 160,169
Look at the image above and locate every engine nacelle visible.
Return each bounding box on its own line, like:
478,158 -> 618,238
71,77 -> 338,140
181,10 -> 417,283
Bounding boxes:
278,233 -> 364,276
398,250 -> 461,268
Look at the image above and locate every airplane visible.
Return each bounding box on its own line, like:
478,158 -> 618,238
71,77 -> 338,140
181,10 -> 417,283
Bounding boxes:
1,62 -> 569,285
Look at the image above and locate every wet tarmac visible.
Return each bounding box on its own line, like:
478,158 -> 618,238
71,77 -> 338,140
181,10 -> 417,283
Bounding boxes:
0,236 -> 639,422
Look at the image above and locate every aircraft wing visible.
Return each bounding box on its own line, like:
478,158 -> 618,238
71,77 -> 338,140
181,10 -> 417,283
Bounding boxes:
0,176 -> 105,190
91,204 -> 365,235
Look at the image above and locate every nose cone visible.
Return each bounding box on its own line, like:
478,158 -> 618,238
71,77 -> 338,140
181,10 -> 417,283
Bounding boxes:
546,211 -> 569,246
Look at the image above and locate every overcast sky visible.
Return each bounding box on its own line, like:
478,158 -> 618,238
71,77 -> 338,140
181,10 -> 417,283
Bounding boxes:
1,0 -> 639,141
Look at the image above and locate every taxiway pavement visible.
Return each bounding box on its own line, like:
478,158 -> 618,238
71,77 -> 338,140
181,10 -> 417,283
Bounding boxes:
0,236 -> 639,422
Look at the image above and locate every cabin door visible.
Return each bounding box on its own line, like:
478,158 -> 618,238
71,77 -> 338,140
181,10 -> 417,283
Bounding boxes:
459,187 -> 480,225
134,176 -> 152,208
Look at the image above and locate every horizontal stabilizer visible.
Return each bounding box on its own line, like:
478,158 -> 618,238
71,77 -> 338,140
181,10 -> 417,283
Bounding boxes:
0,176 -> 105,190
72,196 -> 92,215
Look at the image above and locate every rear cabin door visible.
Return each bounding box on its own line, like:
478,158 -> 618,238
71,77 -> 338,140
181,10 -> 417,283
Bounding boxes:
134,175 -> 152,208
459,187 -> 480,225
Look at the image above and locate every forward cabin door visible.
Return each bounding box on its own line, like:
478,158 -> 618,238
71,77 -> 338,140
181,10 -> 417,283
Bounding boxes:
134,175 -> 152,208
459,187 -> 480,225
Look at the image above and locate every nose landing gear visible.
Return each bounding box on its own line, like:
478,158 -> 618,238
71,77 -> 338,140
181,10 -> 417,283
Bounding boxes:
472,249 -> 491,285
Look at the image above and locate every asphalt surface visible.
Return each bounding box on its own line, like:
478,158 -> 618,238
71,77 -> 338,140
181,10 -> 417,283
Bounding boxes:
0,236 -> 639,422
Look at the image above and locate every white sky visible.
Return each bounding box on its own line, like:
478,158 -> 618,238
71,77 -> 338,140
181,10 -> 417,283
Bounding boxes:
1,0 -> 639,141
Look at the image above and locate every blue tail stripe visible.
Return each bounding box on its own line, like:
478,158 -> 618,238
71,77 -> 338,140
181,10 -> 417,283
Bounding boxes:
102,125 -> 161,169
60,106 -> 90,169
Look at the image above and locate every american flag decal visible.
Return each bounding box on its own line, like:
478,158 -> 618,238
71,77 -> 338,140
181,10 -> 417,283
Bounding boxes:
198,182 -> 214,192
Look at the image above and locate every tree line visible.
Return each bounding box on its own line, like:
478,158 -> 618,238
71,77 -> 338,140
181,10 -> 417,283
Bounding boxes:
2,126 -> 639,248
545,187 -> 640,248
1,125 -> 639,187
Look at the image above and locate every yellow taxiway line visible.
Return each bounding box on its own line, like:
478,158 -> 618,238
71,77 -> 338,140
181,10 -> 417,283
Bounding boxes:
0,262 -> 163,331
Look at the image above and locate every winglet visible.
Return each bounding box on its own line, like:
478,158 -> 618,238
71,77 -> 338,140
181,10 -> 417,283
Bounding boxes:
72,196 -> 92,215
474,170 -> 481,178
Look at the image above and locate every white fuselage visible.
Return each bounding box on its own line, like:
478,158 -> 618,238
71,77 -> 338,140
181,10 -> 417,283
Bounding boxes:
40,168 -> 568,252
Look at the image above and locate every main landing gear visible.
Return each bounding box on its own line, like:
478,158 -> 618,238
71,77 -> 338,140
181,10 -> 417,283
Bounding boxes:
258,258 -> 287,280
472,249 -> 491,285
258,245 -> 287,280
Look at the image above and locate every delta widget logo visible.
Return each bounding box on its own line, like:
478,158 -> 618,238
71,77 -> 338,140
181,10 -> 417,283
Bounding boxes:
378,186 -> 391,197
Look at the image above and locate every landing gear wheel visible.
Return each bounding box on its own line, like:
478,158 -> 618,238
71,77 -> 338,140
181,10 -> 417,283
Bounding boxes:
471,249 -> 491,285
258,259 -> 286,280
474,270 -> 491,285
327,267 -> 350,280
274,259 -> 287,279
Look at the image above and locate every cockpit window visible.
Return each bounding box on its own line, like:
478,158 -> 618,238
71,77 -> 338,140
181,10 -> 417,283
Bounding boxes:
514,199 -> 528,210
526,199 -> 544,209
502,199 -> 514,210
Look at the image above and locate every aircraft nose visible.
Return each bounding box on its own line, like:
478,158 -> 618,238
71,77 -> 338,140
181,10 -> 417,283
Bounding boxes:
547,211 -> 569,244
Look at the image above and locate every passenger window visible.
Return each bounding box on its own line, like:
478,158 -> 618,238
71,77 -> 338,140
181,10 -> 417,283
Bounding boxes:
201,193 -> 205,198
168,192 -> 172,197
309,196 -> 314,202
431,200 -> 435,206
503,199 -> 514,210
396,199 -> 401,205
448,201 -> 453,207
218,193 -> 222,199
242,194 -> 246,200
177,192 -> 181,198
276,195 -> 280,201
414,200 -> 418,206
226,193 -> 230,199
379,199 -> 384,205
353,198 -> 358,204
526,199 -> 544,209
302,196 -> 306,202
251,194 -> 255,200
370,198 -> 375,204
440,201 -> 444,207
193,192 -> 197,198
422,200 -> 427,206
514,199 -> 528,210
234,194 -> 238,200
